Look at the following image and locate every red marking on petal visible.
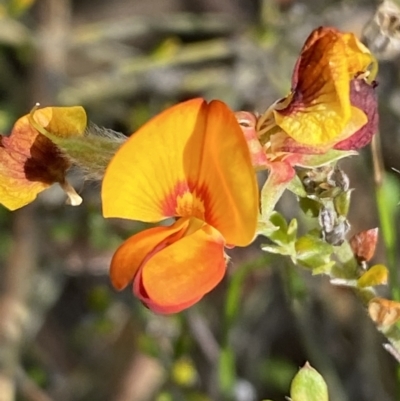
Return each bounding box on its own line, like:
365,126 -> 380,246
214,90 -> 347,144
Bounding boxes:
334,79 -> 378,150
161,180 -> 210,221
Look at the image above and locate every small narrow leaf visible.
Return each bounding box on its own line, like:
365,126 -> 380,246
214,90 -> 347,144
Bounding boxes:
287,218 -> 298,243
333,190 -> 352,217
267,212 -> 291,246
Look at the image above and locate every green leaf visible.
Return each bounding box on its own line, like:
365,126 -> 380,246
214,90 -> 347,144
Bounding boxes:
262,243 -> 294,257
218,348 -> 236,396
287,218 -> 298,243
267,212 -> 290,246
311,261 -> 336,275
294,234 -> 333,270
290,362 -> 329,401
298,197 -> 321,218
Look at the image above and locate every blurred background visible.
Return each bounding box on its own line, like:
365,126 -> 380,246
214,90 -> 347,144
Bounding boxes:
1,0 -> 400,400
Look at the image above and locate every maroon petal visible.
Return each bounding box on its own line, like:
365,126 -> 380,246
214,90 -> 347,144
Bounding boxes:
334,79 -> 378,150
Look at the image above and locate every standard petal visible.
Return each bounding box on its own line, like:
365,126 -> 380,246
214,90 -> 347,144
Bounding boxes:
274,29 -> 352,145
134,220 -> 226,314
110,217 -> 190,290
273,27 -> 373,146
102,98 -> 207,222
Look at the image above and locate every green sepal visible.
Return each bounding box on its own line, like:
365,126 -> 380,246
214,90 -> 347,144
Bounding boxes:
333,190 -> 352,217
296,149 -> 357,168
290,362 -> 329,401
298,197 -> 321,218
287,174 -> 307,198
267,212 -> 298,246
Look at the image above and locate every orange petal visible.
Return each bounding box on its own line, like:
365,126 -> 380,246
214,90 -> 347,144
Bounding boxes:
0,115 -> 69,210
134,218 -> 226,314
195,100 -> 258,245
273,27 -> 373,146
110,217 -> 190,290
102,98 -> 258,246
0,106 -> 86,210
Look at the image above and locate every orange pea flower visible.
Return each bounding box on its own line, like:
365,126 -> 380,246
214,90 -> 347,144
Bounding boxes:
0,106 -> 86,210
236,26 -> 379,224
249,27 -> 378,175
102,98 -> 258,314
269,26 -> 377,149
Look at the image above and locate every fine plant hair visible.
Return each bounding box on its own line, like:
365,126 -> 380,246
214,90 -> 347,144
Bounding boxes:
66,122 -> 127,181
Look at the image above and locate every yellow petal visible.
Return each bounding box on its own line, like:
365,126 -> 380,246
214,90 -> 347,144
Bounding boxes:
273,27 -> 372,146
341,33 -> 377,81
31,105 -> 87,139
102,99 -> 205,221
102,98 -> 258,246
0,114 -> 70,210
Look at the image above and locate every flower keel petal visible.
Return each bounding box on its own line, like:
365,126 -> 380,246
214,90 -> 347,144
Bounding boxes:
110,217 -> 190,290
134,220 -> 226,314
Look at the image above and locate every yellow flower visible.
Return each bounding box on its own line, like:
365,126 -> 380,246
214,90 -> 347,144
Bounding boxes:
259,27 -> 378,151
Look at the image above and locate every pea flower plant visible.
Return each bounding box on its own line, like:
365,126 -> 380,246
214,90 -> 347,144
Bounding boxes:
2,26 -> 400,359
